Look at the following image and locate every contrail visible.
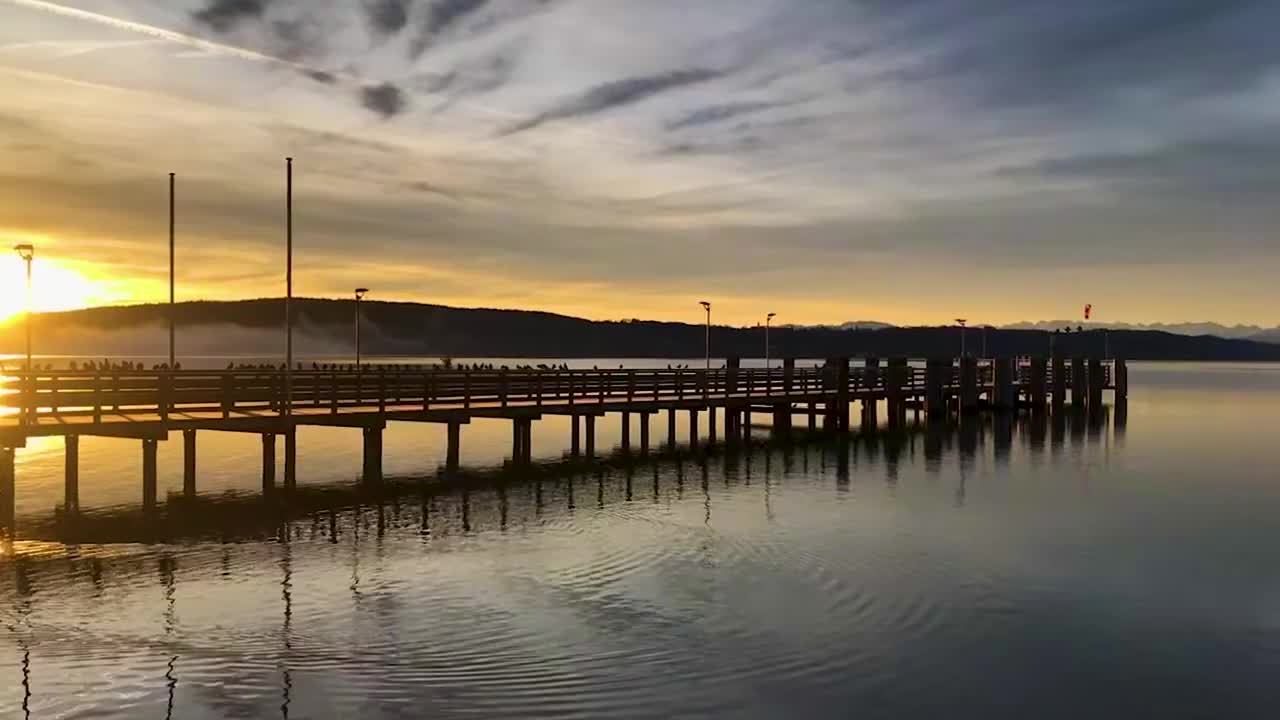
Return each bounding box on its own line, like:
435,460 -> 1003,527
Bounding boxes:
0,0 -> 321,72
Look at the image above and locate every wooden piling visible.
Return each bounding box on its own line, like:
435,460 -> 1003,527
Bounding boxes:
585,415 -> 596,458
2,447 -> 15,532
1052,355 -> 1067,408
262,433 -> 276,493
64,435 -> 79,514
570,415 -> 581,457
284,427 -> 297,491
142,439 -> 158,512
959,357 -> 978,412
1029,357 -> 1048,411
925,359 -> 949,418
1071,358 -> 1087,408
362,427 -> 383,483
689,409 -> 699,449
993,358 -> 1015,410
621,412 -> 631,452
1088,358 -> 1105,409
183,429 -> 197,498
667,409 -> 677,451
708,406 -> 717,445
639,413 -> 650,455
1115,358 -> 1129,400
886,358 -> 908,426
446,422 -> 461,473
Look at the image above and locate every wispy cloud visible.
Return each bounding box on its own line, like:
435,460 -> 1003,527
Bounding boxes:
502,68 -> 723,135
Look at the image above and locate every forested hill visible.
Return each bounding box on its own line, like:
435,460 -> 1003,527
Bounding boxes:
3,298 -> 1279,361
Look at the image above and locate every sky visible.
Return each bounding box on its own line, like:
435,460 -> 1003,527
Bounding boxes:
1,0 -> 1278,327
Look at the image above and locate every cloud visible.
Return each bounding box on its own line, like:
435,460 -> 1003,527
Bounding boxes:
425,0 -> 488,35
665,101 -> 790,131
192,0 -> 270,33
360,82 -> 408,117
363,0 -> 410,35
503,68 -> 723,135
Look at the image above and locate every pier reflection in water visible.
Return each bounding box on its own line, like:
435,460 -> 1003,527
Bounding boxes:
4,364 -> 1280,718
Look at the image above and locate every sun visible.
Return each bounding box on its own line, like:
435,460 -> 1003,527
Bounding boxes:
0,252 -> 121,323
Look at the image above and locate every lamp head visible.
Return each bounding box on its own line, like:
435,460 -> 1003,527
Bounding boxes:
767,312 -> 776,320
699,301 -> 711,311
14,244 -> 34,261
955,318 -> 967,327
355,287 -> 369,300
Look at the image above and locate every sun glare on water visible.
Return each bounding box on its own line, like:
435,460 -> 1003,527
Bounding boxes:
0,252 -> 124,323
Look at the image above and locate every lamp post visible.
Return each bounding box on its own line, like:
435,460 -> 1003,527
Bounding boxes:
765,312 -> 776,369
13,244 -> 33,372
699,301 -> 711,374
955,318 -> 967,358
169,172 -> 176,370
355,288 -> 369,369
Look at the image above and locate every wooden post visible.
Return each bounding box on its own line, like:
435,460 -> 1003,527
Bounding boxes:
446,422 -> 461,473
689,409 -> 699,449
570,415 -> 581,456
925,358 -> 949,418
1115,358 -> 1129,400
1071,357 -> 1087,408
667,408 -> 677,451
64,435 -> 79,515
639,412 -> 651,455
621,412 -> 632,453
284,427 -> 297,491
1088,358 -> 1105,409
993,357 -> 1015,410
142,439 -> 158,513
807,402 -> 817,432
834,358 -> 850,431
585,415 -> 596,459
742,409 -> 751,442
1029,357 -> 1048,411
864,357 -> 881,392
783,358 -> 795,395
1052,355 -> 1067,408
708,406 -> 717,445
183,429 -> 196,498
886,358 -> 907,426
1,447 -> 14,533
362,427 -> 383,483
726,357 -> 740,395
262,433 -> 276,494
959,357 -> 978,412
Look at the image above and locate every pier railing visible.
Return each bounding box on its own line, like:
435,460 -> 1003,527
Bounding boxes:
0,360 -> 1113,425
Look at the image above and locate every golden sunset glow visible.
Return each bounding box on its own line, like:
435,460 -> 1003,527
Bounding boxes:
0,251 -> 127,323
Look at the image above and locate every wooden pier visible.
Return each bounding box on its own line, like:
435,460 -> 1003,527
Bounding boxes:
0,356 -> 1125,533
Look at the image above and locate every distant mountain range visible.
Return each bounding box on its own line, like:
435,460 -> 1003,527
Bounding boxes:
2,299 -> 1279,362
794,320 -> 1280,344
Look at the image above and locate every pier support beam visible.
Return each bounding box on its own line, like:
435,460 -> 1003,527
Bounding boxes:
142,439 -> 158,512
708,407 -> 717,445
261,433 -> 276,494
585,415 -> 596,459
2,447 -> 15,533
689,409 -> 699,450
182,430 -> 197,499
621,412 -> 631,453
1029,358 -> 1048,412
1115,359 -> 1129,401
959,357 -> 978,412
570,415 -> 581,457
1071,358 -> 1087,408
639,413 -> 651,456
925,359 -> 949,418
446,422 -> 461,473
283,428 -> 297,492
861,399 -> 878,432
667,409 -> 677,452
835,358 -> 850,431
362,427 -> 383,484
864,357 -> 881,392
64,435 -> 79,515
1052,356 -> 1067,409
807,402 -> 817,432
1088,359 -> 1105,409
993,358 -> 1016,410
886,358 -> 908,427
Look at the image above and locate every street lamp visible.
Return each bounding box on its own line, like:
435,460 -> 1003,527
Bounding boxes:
355,288 -> 370,369
13,244 -> 33,372
765,312 -> 776,369
955,318 -> 967,358
699,301 -> 711,374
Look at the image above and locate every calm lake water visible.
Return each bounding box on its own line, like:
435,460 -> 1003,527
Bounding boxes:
3,361 -> 1279,718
